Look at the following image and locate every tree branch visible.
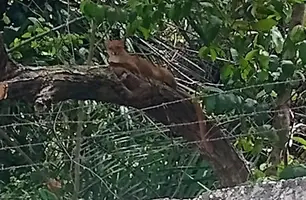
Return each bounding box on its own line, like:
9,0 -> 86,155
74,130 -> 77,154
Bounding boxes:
290,3 -> 305,28
270,3 -> 306,169
0,35 -> 250,187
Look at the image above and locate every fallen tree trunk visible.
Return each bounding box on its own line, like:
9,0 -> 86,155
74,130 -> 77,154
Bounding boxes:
0,33 -> 250,187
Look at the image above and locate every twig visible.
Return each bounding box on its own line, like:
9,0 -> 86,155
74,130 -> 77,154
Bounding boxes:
72,19 -> 96,200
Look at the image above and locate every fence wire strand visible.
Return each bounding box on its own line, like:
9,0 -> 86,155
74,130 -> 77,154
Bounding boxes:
0,104 -> 304,153
0,77 -> 305,199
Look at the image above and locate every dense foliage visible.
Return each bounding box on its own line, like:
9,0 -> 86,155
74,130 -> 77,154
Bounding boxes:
1,0 -> 306,199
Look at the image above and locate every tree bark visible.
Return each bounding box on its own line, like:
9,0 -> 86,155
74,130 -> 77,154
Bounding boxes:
270,3 -> 306,168
290,3 -> 305,28
0,34 -> 250,187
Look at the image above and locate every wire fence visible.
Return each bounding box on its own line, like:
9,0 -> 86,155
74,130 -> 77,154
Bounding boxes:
3,1 -> 305,198
1,102 -> 304,151
0,126 -> 296,172
1,78 -> 305,199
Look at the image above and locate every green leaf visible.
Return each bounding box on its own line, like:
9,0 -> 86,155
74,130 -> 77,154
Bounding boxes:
280,60 -> 295,79
298,41 -> 306,64
256,89 -> 266,99
239,58 -> 251,81
38,188 -> 58,200
245,49 -> 258,61
225,93 -> 242,106
220,64 -> 234,80
258,70 -> 269,82
142,17 -> 152,29
240,138 -> 253,152
215,93 -> 239,112
282,1 -> 293,23
168,3 -> 182,21
45,2 -> 53,12
241,69 -> 250,81
38,17 -> 46,22
138,26 -> 150,40
200,2 -> 213,8
252,18 -> 277,31
293,136 -> 306,147
106,7 -> 119,24
232,20 -> 249,31
35,27 -> 44,33
279,165 -> 306,180
21,32 -> 31,39
28,17 -> 40,25
198,46 -> 209,58
209,15 -> 222,27
269,54 -> 280,71
127,0 -> 141,8
151,10 -> 162,23
142,4 -> 153,17
244,98 -> 257,108
205,17 -> 221,43
282,38 -> 296,60
116,8 -> 127,23
215,94 -> 228,114
127,17 -> 142,36
181,1 -> 193,18
12,51 -> 23,59
31,40 -> 39,48
230,48 -> 239,61
204,96 -> 216,113
289,25 -> 306,43
62,45 -> 69,52
209,48 -> 217,61
80,0 -> 95,17
27,25 -> 35,32
253,169 -> 266,179
271,27 -> 284,53
258,50 -> 269,69
2,13 -> 10,24
204,86 -> 224,93
80,0 -> 108,24
294,70 -> 306,83
38,188 -> 49,200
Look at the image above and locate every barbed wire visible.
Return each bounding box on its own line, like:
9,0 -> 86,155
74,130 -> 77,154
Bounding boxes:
2,99 -> 304,133
1,77 -> 302,156
1,104 -> 305,153
1,77 -> 302,149
1,51 -> 305,200
0,128 -> 301,182
1,78 -> 303,119
0,78 -> 304,198
0,125 -> 296,173
0,124 -> 303,200
0,124 -> 296,166
0,78 -> 301,166
2,16 -> 305,199
0,156 -> 119,198
0,104 -> 93,117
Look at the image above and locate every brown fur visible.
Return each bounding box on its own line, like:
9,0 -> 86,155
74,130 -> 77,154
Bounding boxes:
105,39 -> 177,89
106,40 -> 207,148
